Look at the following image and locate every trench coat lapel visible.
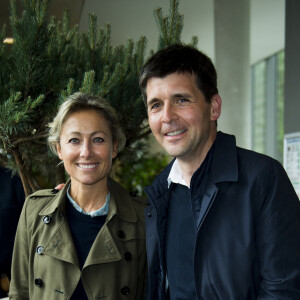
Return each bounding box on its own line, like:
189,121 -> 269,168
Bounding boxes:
84,179 -> 136,267
38,180 -> 80,267
43,220 -> 80,267
83,196 -> 121,267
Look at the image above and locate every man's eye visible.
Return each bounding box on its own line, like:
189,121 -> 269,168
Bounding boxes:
69,138 -> 79,144
177,98 -> 190,104
94,137 -> 104,143
149,102 -> 162,111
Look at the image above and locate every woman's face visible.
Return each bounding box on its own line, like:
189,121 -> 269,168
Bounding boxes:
56,109 -> 117,188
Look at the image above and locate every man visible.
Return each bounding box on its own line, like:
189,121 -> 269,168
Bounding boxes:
139,44 -> 300,299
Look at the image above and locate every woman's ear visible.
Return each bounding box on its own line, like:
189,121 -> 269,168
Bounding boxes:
210,94 -> 222,121
56,143 -> 63,160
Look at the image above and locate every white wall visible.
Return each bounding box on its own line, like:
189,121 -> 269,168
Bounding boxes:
250,0 -> 285,64
285,0 -> 300,134
78,0 -> 214,59
214,0 -> 251,149
79,0 -> 285,64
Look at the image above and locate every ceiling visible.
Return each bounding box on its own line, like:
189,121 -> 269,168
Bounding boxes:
0,0 -> 85,37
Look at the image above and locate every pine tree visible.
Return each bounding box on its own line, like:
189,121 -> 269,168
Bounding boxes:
0,0 -> 197,196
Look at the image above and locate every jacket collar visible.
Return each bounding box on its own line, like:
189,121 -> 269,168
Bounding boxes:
144,159 -> 174,202
39,178 -> 137,222
210,131 -> 238,183
145,131 -> 238,201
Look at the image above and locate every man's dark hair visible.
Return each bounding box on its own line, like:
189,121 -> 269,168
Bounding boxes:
139,43 -> 218,105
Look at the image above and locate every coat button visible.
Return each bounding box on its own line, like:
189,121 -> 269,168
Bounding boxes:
36,246 -> 44,255
117,230 -> 125,239
124,252 -> 132,261
147,212 -> 152,217
120,286 -> 130,295
34,278 -> 43,287
51,188 -> 59,194
43,216 -> 51,224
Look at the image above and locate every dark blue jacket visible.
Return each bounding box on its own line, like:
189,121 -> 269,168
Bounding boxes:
144,132 -> 300,300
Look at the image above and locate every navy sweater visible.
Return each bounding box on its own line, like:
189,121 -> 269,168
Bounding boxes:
66,200 -> 106,300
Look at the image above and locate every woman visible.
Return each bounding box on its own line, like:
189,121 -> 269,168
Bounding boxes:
9,93 -> 147,300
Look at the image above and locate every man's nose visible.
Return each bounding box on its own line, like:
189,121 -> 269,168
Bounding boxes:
162,102 -> 178,123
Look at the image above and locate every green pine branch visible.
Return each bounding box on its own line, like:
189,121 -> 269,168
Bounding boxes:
0,0 -> 199,195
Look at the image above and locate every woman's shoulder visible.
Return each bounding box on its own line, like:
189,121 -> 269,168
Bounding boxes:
129,194 -> 147,225
28,188 -> 57,199
109,178 -> 147,218
24,188 -> 61,214
129,192 -> 147,207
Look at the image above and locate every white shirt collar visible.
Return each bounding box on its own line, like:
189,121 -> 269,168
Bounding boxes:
167,159 -> 190,188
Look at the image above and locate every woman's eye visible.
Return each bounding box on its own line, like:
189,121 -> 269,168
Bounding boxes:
69,138 -> 79,144
94,137 -> 104,143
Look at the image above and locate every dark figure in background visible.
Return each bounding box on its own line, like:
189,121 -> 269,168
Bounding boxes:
0,166 -> 25,297
139,44 -> 300,300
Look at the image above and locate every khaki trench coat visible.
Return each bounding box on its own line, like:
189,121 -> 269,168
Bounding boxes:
9,179 -> 147,300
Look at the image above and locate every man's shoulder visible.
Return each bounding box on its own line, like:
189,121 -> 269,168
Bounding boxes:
235,146 -> 286,183
237,146 -> 280,166
216,131 -> 286,181
217,131 -> 281,169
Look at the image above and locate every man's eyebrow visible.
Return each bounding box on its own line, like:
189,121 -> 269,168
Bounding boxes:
146,93 -> 193,107
147,98 -> 160,107
173,93 -> 192,98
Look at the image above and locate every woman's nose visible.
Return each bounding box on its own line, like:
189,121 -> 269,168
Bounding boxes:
80,141 -> 93,158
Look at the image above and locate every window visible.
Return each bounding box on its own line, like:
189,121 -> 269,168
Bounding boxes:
251,51 -> 284,163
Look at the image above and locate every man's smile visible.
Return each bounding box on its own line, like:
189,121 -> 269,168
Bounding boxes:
165,129 -> 187,136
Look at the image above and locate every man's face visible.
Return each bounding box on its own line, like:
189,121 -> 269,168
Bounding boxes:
146,72 -> 221,163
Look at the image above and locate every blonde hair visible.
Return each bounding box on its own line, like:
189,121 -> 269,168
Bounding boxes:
48,92 -> 126,156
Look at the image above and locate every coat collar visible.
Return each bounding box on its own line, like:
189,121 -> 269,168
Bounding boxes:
39,180 -> 70,216
144,159 -> 174,201
107,179 -> 137,223
210,131 -> 238,183
145,131 -> 238,201
39,178 -> 137,222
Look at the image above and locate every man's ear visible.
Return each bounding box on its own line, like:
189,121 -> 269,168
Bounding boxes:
211,94 -> 222,121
